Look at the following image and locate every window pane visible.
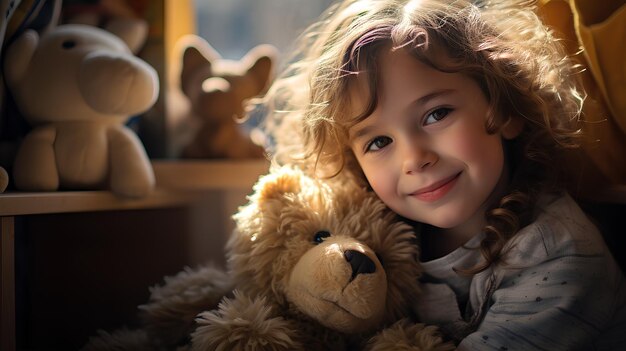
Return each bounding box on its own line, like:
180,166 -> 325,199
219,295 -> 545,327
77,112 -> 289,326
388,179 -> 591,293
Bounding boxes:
194,0 -> 334,60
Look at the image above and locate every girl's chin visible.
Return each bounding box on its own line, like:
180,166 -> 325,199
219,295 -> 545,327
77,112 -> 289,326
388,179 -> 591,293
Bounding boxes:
410,208 -> 471,230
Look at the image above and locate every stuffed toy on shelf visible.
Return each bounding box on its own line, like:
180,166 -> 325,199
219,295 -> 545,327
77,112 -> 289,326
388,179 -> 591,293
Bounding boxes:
3,22 -> 159,198
0,166 -> 8,193
84,166 -> 454,350
176,35 -> 276,159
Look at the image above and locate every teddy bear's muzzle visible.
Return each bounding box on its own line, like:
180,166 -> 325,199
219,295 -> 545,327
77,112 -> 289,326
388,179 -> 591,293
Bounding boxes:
285,238 -> 388,334
79,52 -> 159,116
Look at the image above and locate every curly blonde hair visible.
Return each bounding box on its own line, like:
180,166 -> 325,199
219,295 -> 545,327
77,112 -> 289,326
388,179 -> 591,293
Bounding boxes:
262,0 -> 583,272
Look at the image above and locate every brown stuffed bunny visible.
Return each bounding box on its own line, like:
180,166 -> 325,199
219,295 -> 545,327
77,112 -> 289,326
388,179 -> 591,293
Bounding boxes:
177,35 -> 276,159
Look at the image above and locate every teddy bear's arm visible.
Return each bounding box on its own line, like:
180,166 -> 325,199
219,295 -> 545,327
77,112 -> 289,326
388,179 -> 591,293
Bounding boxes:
191,290 -> 304,351
13,125 -> 60,191
107,126 -> 154,198
364,319 -> 455,351
138,265 -> 233,349
3,29 -> 38,88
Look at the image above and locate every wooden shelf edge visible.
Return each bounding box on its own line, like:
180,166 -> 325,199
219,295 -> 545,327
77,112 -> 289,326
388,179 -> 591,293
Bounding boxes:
0,188 -> 201,216
0,160 -> 270,216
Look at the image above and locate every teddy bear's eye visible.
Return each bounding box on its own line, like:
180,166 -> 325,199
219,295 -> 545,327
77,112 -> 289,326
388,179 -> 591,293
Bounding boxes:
313,230 -> 331,244
61,40 -> 76,49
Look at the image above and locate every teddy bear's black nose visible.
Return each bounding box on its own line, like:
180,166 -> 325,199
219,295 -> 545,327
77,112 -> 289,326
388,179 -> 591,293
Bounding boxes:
344,250 -> 376,280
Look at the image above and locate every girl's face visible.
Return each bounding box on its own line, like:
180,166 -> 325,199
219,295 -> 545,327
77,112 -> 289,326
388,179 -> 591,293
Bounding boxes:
348,48 -> 518,235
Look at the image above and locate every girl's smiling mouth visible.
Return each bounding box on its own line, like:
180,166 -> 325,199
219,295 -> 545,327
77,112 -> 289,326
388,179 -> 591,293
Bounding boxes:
410,172 -> 462,202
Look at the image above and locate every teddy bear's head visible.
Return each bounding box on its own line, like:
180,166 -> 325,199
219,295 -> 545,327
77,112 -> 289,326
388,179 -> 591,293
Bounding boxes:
179,35 -> 275,125
3,23 -> 158,126
230,167 -> 421,335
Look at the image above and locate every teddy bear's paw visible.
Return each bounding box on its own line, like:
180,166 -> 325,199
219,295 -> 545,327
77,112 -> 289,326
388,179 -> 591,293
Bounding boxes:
190,290 -> 302,351
109,175 -> 154,198
81,328 -> 162,351
107,127 -> 155,198
139,265 -> 233,346
12,126 -> 60,191
364,319 -> 456,351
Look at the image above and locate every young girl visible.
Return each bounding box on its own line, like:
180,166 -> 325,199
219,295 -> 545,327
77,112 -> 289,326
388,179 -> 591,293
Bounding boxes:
262,0 -> 626,349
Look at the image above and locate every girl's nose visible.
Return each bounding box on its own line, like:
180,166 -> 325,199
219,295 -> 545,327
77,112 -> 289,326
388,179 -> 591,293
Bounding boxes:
402,142 -> 437,174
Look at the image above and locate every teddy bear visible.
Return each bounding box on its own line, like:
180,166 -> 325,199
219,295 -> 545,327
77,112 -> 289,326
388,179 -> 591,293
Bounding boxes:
176,35 -> 275,159
83,166 -> 454,351
3,23 -> 158,198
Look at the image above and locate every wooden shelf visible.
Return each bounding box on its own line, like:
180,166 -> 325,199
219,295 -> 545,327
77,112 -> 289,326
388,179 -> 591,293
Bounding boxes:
0,159 -> 269,217
0,189 -> 200,216
0,159 -> 270,350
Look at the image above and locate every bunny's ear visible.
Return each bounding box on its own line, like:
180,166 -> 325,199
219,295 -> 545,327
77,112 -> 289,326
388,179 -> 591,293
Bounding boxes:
182,45 -> 211,76
177,35 -> 222,94
3,29 -> 39,88
180,35 -> 221,73
242,44 -> 278,94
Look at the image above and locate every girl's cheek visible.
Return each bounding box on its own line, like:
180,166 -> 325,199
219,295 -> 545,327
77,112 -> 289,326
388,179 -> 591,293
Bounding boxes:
448,128 -> 500,161
363,167 -> 392,198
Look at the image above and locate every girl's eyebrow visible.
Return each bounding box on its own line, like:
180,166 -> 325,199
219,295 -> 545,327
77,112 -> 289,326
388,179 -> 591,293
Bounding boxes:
350,88 -> 456,143
350,124 -> 376,143
412,88 -> 456,108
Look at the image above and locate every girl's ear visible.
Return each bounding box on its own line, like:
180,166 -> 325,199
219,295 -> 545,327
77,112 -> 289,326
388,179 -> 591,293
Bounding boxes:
501,116 -> 524,140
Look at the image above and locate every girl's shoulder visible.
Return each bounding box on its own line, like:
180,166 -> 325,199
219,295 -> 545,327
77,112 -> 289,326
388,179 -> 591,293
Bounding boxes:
503,193 -> 609,267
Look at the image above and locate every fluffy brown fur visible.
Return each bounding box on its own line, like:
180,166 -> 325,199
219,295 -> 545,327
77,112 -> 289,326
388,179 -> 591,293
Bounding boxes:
84,167 -> 453,350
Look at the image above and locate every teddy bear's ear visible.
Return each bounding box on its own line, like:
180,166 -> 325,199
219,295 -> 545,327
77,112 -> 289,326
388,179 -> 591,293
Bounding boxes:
104,18 -> 149,54
3,29 -> 39,88
243,44 -> 277,94
254,167 -> 305,202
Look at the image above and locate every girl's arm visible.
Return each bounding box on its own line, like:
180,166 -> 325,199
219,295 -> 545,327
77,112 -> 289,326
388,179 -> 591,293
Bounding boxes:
456,195 -> 626,351
458,252 -> 625,350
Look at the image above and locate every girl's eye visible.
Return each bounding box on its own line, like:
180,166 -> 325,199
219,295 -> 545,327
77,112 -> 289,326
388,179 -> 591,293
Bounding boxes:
424,107 -> 452,125
365,136 -> 392,152
313,230 -> 331,244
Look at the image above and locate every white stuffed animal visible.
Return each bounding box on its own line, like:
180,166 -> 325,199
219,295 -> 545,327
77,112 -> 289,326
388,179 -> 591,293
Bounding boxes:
4,24 -> 158,198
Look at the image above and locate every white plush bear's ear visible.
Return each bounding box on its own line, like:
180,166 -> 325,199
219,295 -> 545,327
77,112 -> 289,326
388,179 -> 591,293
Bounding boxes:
104,18 -> 148,54
3,29 -> 39,88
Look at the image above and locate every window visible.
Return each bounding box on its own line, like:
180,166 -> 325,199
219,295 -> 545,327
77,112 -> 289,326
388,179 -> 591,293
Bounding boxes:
194,0 -> 334,60
188,0 -> 335,154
